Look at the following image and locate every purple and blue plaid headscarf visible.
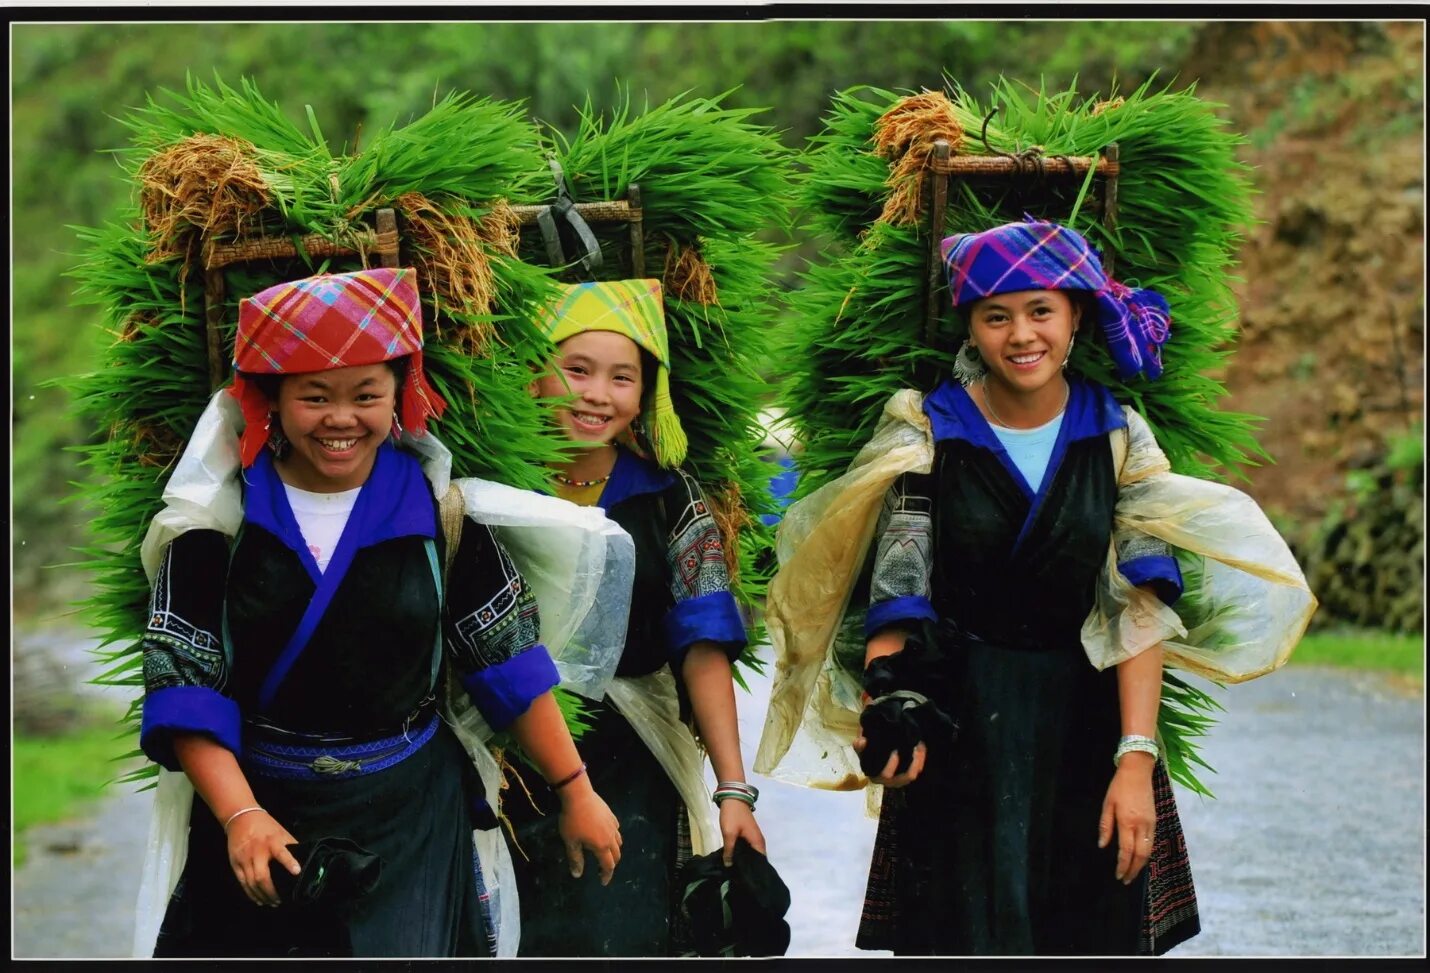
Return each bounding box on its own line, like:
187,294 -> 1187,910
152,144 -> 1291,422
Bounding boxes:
940,218 -> 1171,381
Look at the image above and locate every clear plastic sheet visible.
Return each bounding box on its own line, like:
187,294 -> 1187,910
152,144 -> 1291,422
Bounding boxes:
130,769 -> 192,957
605,670 -> 721,856
437,669 -> 521,956
754,390 -> 1316,795
131,390 -> 633,957
1083,409 -> 1318,682
455,478 -> 632,702
753,390 -> 933,790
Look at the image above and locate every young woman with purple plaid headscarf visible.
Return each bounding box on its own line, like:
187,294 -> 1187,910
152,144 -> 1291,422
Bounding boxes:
134,267 -> 622,957
758,213 -> 1312,955
832,218 -> 1198,955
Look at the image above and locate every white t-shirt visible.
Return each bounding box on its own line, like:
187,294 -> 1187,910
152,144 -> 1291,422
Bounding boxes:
991,411 -> 1065,494
283,483 -> 361,572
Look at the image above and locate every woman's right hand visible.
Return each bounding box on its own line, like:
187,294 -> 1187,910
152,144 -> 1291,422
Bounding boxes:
852,735 -> 927,788
225,810 -> 302,907
557,781 -> 623,885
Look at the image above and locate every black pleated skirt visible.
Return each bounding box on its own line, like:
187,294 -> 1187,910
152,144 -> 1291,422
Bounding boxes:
503,697 -> 690,957
857,637 -> 1162,956
153,723 -> 490,958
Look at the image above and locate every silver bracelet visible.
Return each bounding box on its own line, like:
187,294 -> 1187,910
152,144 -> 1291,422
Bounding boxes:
1113,734 -> 1159,767
712,780 -> 759,808
223,805 -> 265,832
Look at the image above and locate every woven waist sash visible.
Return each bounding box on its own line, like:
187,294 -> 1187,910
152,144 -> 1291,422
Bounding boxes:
242,712 -> 440,781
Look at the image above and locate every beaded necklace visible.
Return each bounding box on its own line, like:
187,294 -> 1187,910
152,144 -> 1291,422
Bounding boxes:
552,470 -> 611,488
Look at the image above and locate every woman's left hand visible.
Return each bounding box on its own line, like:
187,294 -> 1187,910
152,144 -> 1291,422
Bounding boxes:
717,798 -> 767,867
1098,751 -> 1157,885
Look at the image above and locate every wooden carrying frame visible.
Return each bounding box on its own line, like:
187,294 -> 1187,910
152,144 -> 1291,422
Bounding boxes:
509,182 -> 646,279
200,209 -> 401,392
920,140 -> 1121,359
197,184 -> 645,392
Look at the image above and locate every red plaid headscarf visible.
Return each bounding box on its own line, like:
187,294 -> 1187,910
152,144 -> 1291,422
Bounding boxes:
227,266 -> 447,467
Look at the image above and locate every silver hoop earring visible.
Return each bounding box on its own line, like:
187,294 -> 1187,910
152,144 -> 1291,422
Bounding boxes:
1063,331 -> 1078,370
953,339 -> 987,387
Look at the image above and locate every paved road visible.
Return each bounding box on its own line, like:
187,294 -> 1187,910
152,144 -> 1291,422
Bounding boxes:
12,635 -> 1425,959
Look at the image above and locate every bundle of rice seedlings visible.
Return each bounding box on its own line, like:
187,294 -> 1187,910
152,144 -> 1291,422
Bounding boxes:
782,77 -> 1260,796
518,89 -> 796,680
65,75 -> 585,786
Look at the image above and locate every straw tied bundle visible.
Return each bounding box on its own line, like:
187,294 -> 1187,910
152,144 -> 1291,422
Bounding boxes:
529,92 -> 796,650
779,78 -> 1259,795
69,79 -> 797,780
135,137 -> 524,358
68,77 -> 593,774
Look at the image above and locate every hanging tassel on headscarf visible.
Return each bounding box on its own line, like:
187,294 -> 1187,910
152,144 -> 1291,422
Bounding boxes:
535,278 -> 689,469
648,364 -> 689,468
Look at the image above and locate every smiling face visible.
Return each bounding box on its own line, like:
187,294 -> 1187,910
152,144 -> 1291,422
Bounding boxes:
533,330 -> 645,447
967,289 -> 1081,397
269,362 -> 397,492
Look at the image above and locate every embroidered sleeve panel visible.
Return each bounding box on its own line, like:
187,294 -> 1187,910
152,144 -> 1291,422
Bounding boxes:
869,471 -> 935,607
445,518 -> 543,672
664,469 -> 734,603
1114,414 -> 1184,605
1117,528 -> 1184,602
142,529 -> 230,695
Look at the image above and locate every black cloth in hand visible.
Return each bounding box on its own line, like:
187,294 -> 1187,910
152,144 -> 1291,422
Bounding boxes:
858,645 -> 959,779
677,837 -> 791,957
270,836 -> 383,912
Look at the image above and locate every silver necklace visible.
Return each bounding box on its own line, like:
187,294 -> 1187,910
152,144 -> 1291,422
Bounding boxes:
981,376 -> 1069,429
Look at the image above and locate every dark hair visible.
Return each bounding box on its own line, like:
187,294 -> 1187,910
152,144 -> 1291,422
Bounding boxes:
638,348 -> 657,406
246,358 -> 406,406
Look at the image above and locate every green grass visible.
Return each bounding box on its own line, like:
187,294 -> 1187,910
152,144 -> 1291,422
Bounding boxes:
13,719 -> 142,867
1290,629 -> 1425,682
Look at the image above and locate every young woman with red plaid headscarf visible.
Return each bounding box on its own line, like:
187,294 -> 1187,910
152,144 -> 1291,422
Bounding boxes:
136,267 -> 621,957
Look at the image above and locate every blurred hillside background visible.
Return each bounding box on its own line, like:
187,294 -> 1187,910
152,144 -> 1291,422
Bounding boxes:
10,20 -> 1423,731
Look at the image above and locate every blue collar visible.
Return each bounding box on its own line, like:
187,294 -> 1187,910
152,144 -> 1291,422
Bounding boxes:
922,375 -> 1126,448
597,446 -> 678,510
244,442 -> 436,584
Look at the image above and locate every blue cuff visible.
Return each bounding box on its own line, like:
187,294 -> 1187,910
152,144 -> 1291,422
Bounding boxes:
461,645 -> 561,732
865,595 -> 938,638
663,591 -> 748,669
1119,554 -> 1184,606
141,686 -> 243,772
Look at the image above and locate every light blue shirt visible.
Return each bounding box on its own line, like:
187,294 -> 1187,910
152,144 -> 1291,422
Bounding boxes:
991,411 -> 1065,493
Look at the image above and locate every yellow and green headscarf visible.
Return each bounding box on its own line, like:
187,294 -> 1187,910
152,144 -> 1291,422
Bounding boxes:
535,278 -> 688,468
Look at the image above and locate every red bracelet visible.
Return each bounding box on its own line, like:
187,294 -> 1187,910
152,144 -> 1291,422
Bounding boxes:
549,762 -> 588,790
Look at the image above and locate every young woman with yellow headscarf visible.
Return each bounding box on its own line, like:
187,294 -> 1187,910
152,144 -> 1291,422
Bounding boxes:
504,278 -> 768,957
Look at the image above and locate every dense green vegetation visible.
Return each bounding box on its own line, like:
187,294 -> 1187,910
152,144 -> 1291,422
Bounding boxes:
14,19 -> 1201,610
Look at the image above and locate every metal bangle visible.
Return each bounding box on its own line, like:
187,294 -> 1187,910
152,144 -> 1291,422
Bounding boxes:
222,805 -> 265,833
1113,735 -> 1160,767
714,780 -> 759,802
712,791 -> 756,808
